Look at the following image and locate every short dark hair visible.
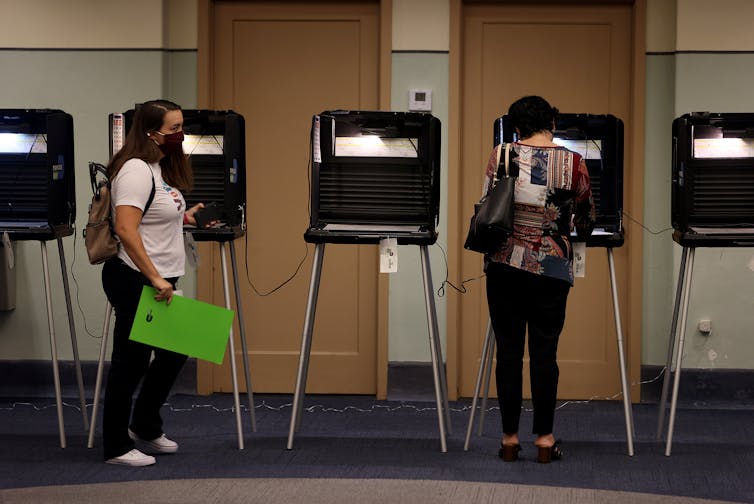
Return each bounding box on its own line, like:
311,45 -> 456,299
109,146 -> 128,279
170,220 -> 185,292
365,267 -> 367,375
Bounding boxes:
507,96 -> 559,140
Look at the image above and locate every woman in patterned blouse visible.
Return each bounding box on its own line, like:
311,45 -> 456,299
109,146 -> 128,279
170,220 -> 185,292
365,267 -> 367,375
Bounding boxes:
484,96 -> 596,463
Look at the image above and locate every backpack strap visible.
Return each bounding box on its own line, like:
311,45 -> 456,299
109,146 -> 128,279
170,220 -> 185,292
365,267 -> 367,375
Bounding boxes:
143,165 -> 156,216
90,161 -> 156,216
89,162 -> 109,199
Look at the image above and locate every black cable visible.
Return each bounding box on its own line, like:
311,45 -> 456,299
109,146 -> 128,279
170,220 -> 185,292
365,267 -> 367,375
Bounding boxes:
622,210 -> 673,235
589,138 -> 603,171
241,133 -> 313,297
24,132 -> 44,162
68,225 -> 101,339
580,137 -> 672,236
433,241 -> 485,297
243,236 -> 309,297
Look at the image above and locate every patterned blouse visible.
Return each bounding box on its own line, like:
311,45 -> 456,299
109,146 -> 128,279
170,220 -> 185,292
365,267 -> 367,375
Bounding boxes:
483,142 -> 596,285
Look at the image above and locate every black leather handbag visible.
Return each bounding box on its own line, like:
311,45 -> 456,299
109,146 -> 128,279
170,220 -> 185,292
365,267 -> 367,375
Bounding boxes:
464,143 -> 518,254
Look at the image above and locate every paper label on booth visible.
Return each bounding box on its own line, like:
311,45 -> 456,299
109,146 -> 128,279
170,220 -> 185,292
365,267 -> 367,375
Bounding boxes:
379,237 -> 398,273
313,116 -> 322,163
573,242 -> 586,278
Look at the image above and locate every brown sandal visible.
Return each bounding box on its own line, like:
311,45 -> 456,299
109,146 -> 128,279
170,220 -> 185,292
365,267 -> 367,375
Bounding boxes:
498,443 -> 522,462
536,440 -> 563,464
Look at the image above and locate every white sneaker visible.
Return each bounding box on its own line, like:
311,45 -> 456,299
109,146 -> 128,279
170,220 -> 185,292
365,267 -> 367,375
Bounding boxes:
128,429 -> 179,454
105,449 -> 156,467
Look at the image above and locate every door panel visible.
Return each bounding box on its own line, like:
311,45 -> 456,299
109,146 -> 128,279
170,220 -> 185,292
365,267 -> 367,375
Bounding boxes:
203,1 -> 380,394
460,4 -> 634,399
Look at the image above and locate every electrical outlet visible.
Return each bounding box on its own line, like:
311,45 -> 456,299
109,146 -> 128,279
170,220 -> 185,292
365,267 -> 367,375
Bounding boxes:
698,319 -> 711,334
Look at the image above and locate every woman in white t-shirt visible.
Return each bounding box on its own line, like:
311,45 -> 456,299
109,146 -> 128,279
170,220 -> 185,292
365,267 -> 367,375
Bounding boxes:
101,100 -> 205,466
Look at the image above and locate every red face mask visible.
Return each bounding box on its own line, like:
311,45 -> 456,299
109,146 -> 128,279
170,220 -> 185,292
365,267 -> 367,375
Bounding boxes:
157,130 -> 184,155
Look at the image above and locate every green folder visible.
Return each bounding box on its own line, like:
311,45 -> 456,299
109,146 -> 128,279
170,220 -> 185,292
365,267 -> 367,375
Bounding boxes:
129,286 -> 234,365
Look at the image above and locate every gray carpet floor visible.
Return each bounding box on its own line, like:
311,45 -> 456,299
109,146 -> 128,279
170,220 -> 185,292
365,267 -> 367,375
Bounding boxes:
0,478 -> 742,504
1,394 -> 753,503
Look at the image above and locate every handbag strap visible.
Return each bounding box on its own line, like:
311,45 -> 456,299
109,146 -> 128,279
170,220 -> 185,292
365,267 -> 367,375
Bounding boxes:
495,143 -> 516,181
504,143 -> 510,177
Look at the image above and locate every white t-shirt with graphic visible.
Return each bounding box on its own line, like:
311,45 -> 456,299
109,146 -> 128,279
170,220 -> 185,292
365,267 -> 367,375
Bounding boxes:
111,158 -> 186,278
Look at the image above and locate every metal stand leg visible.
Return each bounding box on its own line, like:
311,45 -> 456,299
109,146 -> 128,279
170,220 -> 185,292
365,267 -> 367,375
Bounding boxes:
478,322 -> 495,436
41,241 -> 66,448
419,245 -> 448,452
607,248 -> 635,456
464,318 -> 494,450
57,238 -> 89,431
656,246 -> 689,439
423,248 -> 451,436
220,242 -> 244,450
665,247 -> 695,456
229,241 -> 256,432
287,243 -> 325,449
88,302 -> 112,448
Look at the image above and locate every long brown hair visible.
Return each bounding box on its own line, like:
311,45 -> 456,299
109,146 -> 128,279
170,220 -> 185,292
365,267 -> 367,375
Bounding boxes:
107,99 -> 193,191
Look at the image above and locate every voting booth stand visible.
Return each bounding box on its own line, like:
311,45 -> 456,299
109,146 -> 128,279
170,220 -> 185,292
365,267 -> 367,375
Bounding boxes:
464,114 -> 636,456
0,109 -> 88,447
657,112 -> 754,456
88,109 -> 255,450
286,111 -> 453,451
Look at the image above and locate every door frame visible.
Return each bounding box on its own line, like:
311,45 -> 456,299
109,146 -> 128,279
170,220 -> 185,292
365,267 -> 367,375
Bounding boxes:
195,0 -> 393,398
447,0 -> 646,400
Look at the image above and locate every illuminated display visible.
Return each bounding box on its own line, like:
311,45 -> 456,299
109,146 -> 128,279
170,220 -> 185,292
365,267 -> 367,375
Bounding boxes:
0,133 -> 47,154
552,138 -> 603,160
692,138 -> 754,159
183,134 -> 224,156
334,136 -> 419,158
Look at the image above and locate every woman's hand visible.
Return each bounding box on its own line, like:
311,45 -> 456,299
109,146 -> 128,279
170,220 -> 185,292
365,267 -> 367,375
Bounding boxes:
184,202 -> 219,228
115,204 -> 172,303
183,203 -> 204,227
152,277 -> 174,304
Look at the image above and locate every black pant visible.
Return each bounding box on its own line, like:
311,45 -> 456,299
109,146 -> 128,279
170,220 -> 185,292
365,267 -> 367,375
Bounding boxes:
101,258 -> 187,459
485,262 -> 570,436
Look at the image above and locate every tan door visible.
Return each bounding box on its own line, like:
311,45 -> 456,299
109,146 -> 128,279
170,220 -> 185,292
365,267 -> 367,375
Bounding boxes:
457,3 -> 640,399
198,1 -> 382,394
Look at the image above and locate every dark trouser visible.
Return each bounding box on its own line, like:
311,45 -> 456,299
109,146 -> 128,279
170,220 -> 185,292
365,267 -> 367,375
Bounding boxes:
486,261 -> 570,436
101,258 -> 187,460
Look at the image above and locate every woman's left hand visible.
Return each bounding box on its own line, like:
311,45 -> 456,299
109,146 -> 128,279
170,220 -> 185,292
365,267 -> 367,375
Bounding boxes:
183,203 -> 204,227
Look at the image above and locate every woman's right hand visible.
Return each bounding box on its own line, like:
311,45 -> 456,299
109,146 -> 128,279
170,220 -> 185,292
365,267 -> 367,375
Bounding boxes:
152,277 -> 174,304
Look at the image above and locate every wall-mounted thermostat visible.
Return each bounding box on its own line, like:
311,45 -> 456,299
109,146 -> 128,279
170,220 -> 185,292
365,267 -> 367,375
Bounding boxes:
409,89 -> 432,112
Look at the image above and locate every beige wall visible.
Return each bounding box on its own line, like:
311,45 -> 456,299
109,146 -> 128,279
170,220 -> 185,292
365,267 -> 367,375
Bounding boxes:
676,0 -> 754,51
166,0 -> 198,49
646,0 -> 676,52
392,0 -> 449,51
0,0 -> 196,49
646,0 -> 754,52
